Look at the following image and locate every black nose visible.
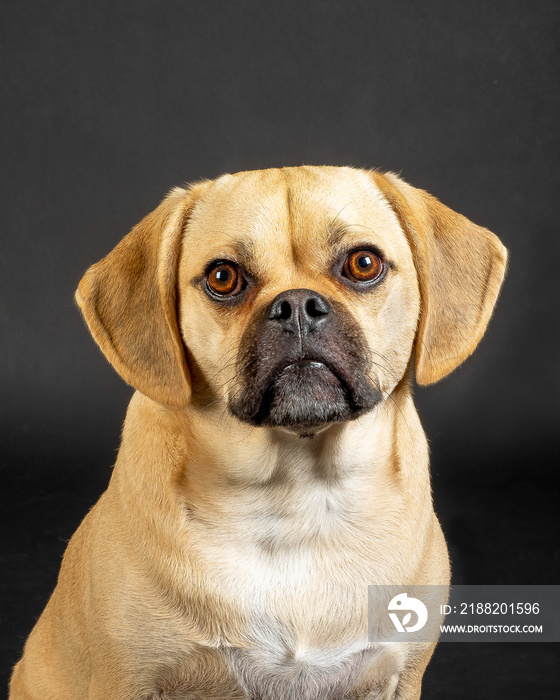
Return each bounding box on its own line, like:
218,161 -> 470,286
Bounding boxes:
265,289 -> 331,336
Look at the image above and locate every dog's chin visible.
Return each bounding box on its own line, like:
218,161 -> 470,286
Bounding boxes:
230,361 -> 380,436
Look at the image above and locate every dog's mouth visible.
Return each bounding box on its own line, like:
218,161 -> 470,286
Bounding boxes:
261,359 -> 350,428
229,354 -> 381,432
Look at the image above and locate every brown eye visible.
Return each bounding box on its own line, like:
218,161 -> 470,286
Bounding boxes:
343,250 -> 383,283
206,262 -> 244,296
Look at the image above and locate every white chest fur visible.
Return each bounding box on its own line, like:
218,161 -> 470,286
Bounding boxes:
178,440 -> 410,699
223,640 -> 403,700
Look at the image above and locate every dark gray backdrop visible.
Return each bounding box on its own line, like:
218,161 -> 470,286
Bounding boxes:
1,0 -> 559,696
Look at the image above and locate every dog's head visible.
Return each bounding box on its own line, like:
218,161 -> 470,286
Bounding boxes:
76,167 -> 507,435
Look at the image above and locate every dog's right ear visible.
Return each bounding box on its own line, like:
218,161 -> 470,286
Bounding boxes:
75,184 -> 205,407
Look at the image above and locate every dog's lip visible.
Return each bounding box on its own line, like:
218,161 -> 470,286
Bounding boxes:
275,357 -> 342,382
282,360 -> 328,371
274,357 -> 346,389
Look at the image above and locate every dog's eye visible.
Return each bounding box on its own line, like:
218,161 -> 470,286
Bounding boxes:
206,262 -> 244,297
343,250 -> 383,283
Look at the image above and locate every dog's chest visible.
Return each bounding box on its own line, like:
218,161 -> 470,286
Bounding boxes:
168,456 -> 406,697
190,478 -> 374,625
177,495 -> 398,698
150,640 -> 400,700
221,642 -> 395,700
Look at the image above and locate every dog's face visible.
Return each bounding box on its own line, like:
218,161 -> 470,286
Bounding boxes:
76,166 -> 507,433
177,168 -> 420,433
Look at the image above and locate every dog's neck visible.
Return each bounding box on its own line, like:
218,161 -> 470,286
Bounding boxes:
109,385 -> 435,617
114,383 -> 430,540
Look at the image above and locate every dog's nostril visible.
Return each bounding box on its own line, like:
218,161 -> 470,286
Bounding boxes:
278,300 -> 292,320
269,299 -> 292,320
305,297 -> 330,318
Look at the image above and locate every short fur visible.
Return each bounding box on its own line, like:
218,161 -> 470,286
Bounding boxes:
10,166 -> 507,700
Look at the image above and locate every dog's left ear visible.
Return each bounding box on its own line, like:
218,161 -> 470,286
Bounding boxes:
75,184 -> 204,406
373,172 -> 508,385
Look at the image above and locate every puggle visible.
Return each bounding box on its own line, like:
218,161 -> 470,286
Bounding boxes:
10,166 -> 507,700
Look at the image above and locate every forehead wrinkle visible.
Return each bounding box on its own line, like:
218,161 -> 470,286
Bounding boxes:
282,171 -> 300,269
283,172 -> 332,275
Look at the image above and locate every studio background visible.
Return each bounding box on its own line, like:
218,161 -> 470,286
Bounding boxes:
1,0 -> 558,697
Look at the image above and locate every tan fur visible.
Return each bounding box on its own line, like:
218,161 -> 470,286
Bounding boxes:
10,166 -> 507,700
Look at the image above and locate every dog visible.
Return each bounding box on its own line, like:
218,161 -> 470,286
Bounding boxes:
10,166 -> 507,700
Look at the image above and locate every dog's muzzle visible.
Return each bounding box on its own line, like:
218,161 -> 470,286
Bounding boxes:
228,289 -> 382,430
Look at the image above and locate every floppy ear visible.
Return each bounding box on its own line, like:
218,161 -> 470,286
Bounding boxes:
373,172 -> 508,385
75,185 -> 202,406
